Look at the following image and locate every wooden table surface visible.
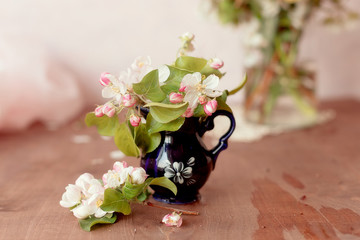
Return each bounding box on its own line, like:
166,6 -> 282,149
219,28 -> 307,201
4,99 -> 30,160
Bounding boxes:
1,100 -> 360,240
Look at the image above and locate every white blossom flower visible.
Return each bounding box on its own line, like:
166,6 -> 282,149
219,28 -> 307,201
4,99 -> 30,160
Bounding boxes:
101,73 -> 127,101
59,184 -> 82,208
75,173 -> 95,192
180,73 -> 222,110
72,193 -> 108,219
113,161 -> 128,172
130,167 -> 148,185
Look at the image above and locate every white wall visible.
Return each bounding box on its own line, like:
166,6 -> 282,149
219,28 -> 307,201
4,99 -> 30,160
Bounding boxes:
0,0 -> 359,107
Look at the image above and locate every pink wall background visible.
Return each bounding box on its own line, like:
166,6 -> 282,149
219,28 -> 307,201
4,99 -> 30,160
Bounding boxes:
0,0 -> 359,130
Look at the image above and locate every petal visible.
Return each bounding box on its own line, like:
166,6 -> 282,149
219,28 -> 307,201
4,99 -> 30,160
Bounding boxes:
165,167 -> 175,177
94,208 -> 107,218
178,176 -> 184,184
182,167 -> 192,178
181,72 -> 201,87
158,65 -> 170,83
204,89 -> 223,98
184,90 -> 199,109
173,162 -> 184,172
102,87 -> 116,99
203,74 -> 219,89
187,157 -> 195,166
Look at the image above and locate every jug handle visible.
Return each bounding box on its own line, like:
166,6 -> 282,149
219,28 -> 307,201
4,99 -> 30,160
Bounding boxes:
198,110 -> 236,169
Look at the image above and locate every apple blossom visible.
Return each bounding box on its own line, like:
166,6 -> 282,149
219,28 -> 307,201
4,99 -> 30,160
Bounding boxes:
94,105 -> 104,117
169,92 -> 184,104
102,170 -> 123,189
101,73 -> 127,101
131,56 -> 152,72
181,72 -> 222,110
75,173 -> 95,191
209,58 -> 224,69
72,193 -> 108,219
130,167 -> 148,185
182,107 -> 194,118
162,212 -> 183,227
180,32 -> 194,41
59,184 -> 82,208
204,99 -> 218,116
99,72 -> 112,86
129,114 -> 141,127
198,95 -> 207,105
113,161 -> 128,172
102,103 -> 116,117
122,94 -> 137,107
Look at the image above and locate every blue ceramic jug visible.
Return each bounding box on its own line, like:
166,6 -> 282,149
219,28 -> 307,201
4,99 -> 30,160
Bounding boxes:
141,110 -> 236,204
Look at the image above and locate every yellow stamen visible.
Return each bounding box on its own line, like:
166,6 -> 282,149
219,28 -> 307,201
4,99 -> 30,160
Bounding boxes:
96,199 -> 103,208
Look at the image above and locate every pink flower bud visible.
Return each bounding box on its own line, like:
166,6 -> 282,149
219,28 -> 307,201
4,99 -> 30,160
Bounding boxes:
169,92 -> 184,104
182,107 -> 194,118
209,58 -> 224,69
94,106 -> 104,117
179,83 -> 187,92
129,114 -> 141,127
122,94 -> 137,107
162,212 -> 183,227
99,72 -> 112,86
204,100 -> 217,116
198,95 -> 207,105
102,103 -> 116,117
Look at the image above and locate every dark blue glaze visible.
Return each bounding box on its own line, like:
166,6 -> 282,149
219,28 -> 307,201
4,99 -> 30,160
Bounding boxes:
141,110 -> 236,204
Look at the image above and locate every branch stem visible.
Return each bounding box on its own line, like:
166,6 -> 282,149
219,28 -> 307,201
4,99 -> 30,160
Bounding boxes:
144,201 -> 199,216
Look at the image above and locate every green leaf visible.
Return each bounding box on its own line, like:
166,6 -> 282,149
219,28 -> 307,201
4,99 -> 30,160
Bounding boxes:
134,123 -> 161,153
175,56 -> 207,72
133,70 -> 166,102
150,177 -> 177,196
122,181 -> 147,200
85,113 -> 120,136
114,123 -> 140,157
216,95 -> 232,113
161,66 -> 191,95
79,213 -> 117,232
145,102 -> 188,124
200,65 -> 224,78
136,191 -> 150,202
193,103 -> 206,117
101,189 -> 131,215
228,74 -> 247,95
146,113 -> 185,134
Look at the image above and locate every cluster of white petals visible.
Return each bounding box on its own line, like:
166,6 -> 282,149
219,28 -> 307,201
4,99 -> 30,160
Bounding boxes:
241,18 -> 267,68
180,72 -> 222,115
60,173 -> 109,219
102,161 -> 148,188
60,161 -> 148,220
